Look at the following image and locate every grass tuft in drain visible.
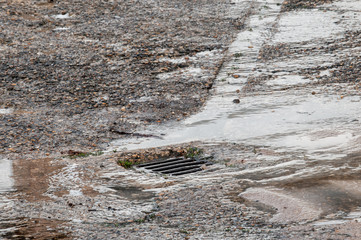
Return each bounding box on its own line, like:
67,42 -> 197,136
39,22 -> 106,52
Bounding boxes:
116,147 -> 187,169
117,160 -> 135,169
63,150 -> 104,159
185,147 -> 204,159
116,146 -> 208,172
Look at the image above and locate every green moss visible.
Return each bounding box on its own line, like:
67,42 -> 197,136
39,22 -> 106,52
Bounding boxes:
117,160 -> 134,169
185,147 -> 203,159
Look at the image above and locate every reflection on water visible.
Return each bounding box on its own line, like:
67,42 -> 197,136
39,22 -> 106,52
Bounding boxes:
110,94 -> 361,156
285,179 -> 361,216
0,158 -> 13,193
107,0 -> 361,225
238,153 -> 361,223
109,185 -> 156,202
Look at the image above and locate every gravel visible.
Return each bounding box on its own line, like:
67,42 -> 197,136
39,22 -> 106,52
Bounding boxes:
0,0 -> 248,156
1,0 -> 361,239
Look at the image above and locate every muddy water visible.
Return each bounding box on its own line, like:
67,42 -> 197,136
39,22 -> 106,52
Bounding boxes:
11,158 -> 65,201
0,218 -> 71,240
109,0 -> 361,224
0,158 -> 70,239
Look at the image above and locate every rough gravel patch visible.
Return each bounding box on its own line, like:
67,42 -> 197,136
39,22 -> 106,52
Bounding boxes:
0,0 -> 249,156
281,0 -> 334,11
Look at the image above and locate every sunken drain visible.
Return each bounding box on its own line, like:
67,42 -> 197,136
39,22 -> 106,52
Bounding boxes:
136,156 -> 213,176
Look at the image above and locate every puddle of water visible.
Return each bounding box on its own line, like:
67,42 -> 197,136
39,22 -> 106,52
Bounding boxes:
277,132 -> 354,151
283,179 -> 361,213
0,159 -> 13,193
240,187 -> 323,223
109,185 -> 155,201
240,178 -> 361,224
111,93 -> 361,157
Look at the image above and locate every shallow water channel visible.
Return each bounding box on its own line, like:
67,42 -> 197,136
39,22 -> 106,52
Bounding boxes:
0,0 -> 360,237
110,0 -> 361,157
108,0 -> 361,224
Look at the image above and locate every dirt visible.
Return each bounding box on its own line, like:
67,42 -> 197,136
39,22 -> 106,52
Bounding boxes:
281,0 -> 334,11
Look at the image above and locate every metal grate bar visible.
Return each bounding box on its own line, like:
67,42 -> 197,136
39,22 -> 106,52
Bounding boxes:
159,165 -> 203,174
136,156 -> 213,176
171,168 -> 203,176
144,159 -> 195,170
137,157 -> 184,167
151,161 -> 208,172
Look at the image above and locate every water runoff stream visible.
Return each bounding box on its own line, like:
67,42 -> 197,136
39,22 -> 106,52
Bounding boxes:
1,0 -> 361,228
108,0 -> 361,224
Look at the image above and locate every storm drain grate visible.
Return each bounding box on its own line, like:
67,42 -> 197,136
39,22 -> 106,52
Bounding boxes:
136,156 -> 213,176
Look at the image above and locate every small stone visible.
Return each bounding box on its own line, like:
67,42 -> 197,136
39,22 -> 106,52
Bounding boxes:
233,99 -> 240,104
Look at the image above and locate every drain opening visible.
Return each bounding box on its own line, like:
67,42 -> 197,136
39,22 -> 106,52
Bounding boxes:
136,156 -> 213,176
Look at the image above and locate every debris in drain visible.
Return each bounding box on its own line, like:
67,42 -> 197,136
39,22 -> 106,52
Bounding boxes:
136,156 -> 213,176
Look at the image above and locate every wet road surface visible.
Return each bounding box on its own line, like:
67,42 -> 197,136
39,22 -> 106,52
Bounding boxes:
109,0 -> 361,226
1,0 -> 361,239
